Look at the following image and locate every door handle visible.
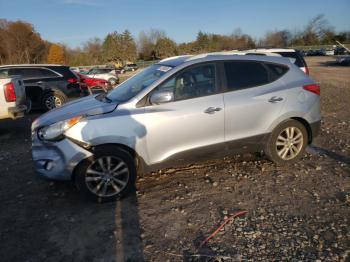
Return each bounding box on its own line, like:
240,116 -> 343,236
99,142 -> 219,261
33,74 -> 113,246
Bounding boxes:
36,81 -> 44,85
268,96 -> 283,103
204,107 -> 222,114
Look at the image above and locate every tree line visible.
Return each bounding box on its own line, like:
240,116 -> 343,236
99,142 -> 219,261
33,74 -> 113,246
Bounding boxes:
0,15 -> 349,66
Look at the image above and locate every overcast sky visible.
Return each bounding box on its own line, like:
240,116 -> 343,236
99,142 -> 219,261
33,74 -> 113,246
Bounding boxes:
0,0 -> 349,47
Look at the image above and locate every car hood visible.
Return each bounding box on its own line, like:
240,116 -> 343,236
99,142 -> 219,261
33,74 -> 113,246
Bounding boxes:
32,95 -> 118,129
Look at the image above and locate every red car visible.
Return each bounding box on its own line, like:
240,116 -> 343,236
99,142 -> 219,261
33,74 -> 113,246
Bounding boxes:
77,73 -> 111,94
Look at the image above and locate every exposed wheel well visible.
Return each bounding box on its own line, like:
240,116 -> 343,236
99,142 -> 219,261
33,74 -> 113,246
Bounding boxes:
72,143 -> 142,182
291,117 -> 312,144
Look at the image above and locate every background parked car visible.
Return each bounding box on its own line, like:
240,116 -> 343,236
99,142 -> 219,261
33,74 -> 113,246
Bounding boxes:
77,73 -> 111,94
0,75 -> 27,120
123,63 -> 138,72
0,65 -> 83,111
334,46 -> 348,55
244,48 -> 310,74
85,67 -> 119,86
325,49 -> 335,55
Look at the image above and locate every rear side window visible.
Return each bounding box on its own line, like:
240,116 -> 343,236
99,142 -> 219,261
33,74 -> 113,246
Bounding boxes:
49,66 -> 76,78
224,61 -> 269,90
224,61 -> 288,91
265,63 -> 289,82
40,69 -> 60,77
273,51 -> 306,67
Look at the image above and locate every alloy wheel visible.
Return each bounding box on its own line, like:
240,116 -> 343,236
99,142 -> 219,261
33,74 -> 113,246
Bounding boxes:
85,156 -> 130,197
45,95 -> 62,110
275,126 -> 304,160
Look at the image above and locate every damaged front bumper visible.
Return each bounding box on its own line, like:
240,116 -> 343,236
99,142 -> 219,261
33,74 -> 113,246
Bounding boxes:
32,133 -> 93,180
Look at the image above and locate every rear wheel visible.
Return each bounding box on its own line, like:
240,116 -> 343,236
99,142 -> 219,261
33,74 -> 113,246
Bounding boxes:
41,91 -> 67,111
265,120 -> 308,165
75,146 -> 136,202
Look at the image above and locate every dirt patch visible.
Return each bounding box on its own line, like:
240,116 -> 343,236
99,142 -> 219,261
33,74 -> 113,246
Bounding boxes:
0,57 -> 349,261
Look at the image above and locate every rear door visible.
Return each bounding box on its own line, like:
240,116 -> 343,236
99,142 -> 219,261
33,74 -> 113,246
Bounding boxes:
223,60 -> 288,143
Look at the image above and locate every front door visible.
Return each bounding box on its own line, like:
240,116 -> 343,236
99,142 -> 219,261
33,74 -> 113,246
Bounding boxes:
137,63 -> 225,165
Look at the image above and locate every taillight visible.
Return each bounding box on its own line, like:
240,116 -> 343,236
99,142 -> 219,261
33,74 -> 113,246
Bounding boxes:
4,82 -> 16,102
67,78 -> 78,84
303,84 -> 320,96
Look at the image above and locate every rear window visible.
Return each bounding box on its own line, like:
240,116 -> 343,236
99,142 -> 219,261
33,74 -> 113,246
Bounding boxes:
224,61 -> 288,91
48,66 -> 76,78
273,51 -> 306,67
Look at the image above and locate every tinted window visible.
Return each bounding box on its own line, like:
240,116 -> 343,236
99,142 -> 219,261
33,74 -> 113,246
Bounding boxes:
224,61 -> 269,90
224,61 -> 288,91
10,68 -> 59,79
39,68 -> 60,77
265,63 -> 289,82
274,51 -> 306,67
0,69 -> 9,77
157,64 -> 216,101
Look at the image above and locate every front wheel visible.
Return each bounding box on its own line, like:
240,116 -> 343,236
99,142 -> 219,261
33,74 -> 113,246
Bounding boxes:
75,146 -> 136,202
265,120 -> 308,165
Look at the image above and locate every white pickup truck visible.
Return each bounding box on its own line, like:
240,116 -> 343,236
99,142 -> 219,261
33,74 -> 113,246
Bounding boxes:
0,76 -> 27,120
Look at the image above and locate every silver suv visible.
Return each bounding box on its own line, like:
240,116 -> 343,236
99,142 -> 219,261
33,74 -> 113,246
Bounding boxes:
32,53 -> 321,201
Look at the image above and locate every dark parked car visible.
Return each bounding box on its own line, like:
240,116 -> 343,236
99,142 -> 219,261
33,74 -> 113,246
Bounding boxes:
0,65 -> 84,111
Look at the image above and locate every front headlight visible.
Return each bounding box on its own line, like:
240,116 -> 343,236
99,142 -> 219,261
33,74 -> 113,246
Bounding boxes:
38,116 -> 82,141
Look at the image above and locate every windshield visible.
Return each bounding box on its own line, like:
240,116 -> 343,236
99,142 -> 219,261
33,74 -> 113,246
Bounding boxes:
107,64 -> 173,102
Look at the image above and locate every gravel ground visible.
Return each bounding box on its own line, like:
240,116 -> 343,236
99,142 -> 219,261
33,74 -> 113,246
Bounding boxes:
0,56 -> 349,261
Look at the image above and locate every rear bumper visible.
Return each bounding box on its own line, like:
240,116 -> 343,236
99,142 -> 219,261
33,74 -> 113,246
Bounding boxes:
310,120 -> 321,139
8,104 -> 27,119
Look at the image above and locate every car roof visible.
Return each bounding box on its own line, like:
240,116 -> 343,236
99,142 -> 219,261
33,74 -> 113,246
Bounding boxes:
158,52 -> 295,67
245,48 -> 296,53
0,64 -> 64,68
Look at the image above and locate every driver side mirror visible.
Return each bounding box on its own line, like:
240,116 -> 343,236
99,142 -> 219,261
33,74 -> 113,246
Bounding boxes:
150,90 -> 174,105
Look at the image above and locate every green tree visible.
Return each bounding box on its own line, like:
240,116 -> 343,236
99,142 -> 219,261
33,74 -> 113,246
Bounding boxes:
155,37 -> 177,59
121,30 -> 137,62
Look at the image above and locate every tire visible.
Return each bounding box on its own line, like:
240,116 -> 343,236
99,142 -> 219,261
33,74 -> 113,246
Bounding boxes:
75,145 -> 136,202
265,119 -> 308,165
41,91 -> 67,111
108,78 -> 118,86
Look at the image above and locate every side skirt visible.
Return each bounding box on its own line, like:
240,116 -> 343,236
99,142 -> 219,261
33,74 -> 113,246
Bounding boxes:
141,133 -> 269,173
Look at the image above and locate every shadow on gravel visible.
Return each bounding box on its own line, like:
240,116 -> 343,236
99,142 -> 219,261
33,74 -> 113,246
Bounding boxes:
0,112 -> 145,261
114,191 -> 145,261
319,61 -> 350,67
307,145 -> 350,165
